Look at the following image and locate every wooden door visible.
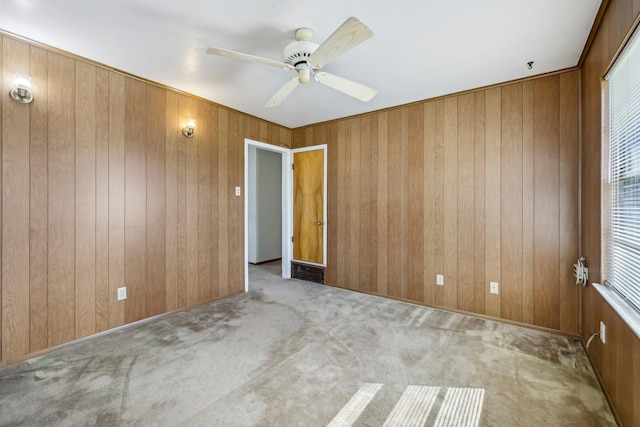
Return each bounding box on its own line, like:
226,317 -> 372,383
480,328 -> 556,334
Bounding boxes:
293,148 -> 325,264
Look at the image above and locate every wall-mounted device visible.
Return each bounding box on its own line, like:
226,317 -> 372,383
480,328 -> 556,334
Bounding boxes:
573,256 -> 589,286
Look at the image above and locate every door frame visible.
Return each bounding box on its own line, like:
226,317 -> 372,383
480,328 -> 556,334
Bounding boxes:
291,144 -> 328,267
244,139 -> 292,291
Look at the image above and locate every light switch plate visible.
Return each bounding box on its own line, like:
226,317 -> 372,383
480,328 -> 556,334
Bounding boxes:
117,287 -> 127,301
235,186 -> 241,196
436,274 -> 444,286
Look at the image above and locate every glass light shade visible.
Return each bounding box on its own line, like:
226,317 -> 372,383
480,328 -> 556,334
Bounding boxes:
13,73 -> 32,90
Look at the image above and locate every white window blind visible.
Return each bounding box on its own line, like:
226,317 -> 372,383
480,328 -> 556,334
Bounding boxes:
603,23 -> 640,314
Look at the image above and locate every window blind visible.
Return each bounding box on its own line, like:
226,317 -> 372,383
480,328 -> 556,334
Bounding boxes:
603,23 -> 640,314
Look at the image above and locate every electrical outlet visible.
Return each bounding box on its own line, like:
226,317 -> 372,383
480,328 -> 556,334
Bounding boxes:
235,186 -> 241,196
117,287 -> 127,301
436,274 -> 444,286
600,321 -> 606,344
490,281 -> 499,294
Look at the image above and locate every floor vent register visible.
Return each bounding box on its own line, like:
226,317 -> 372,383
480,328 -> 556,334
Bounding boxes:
291,262 -> 324,284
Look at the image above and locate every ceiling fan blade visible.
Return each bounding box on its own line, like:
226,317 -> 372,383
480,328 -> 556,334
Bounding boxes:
314,72 -> 377,102
206,47 -> 293,70
308,17 -> 373,68
266,77 -> 300,108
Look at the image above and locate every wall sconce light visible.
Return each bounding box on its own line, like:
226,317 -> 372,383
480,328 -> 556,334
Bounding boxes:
182,120 -> 195,138
10,73 -> 34,104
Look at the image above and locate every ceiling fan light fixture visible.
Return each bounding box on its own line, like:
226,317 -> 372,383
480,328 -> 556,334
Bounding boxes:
205,17 -> 375,108
298,67 -> 311,84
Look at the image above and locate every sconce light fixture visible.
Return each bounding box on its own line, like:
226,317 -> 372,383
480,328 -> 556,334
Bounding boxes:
182,120 -> 195,138
10,73 -> 34,104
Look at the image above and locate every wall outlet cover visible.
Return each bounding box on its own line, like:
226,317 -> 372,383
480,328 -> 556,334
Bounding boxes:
117,287 -> 127,301
490,281 -> 499,294
436,274 -> 444,286
600,321 -> 606,344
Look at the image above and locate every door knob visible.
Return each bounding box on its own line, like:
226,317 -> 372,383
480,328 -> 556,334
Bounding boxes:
316,221 -> 324,225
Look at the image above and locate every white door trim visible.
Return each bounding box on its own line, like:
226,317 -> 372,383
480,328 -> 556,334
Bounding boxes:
291,144 -> 328,267
244,139 -> 292,292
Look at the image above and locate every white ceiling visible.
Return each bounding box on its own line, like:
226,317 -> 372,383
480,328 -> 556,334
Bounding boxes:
0,0 -> 601,128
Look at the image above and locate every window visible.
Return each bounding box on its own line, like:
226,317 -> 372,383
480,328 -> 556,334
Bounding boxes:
603,23 -> 640,315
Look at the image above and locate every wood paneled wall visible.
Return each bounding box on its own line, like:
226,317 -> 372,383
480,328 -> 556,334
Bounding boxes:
292,70 -> 580,334
581,0 -> 640,425
0,34 -> 291,365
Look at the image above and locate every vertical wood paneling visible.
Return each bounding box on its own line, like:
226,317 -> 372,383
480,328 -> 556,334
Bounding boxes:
608,0 -> 634,60
326,123 -> 339,286
146,85 -> 166,317
124,77 -> 147,324
47,52 -> 76,347
217,108 -> 229,297
75,61 -> 96,338
198,101 -> 212,302
249,116 -> 260,141
423,103 -> 435,306
367,118 -> 378,293
259,121 -> 267,142
616,316 -> 635,424
227,111 -> 242,295
288,70 -> 580,339
522,81 -> 535,325
349,118 -> 360,291
376,113 -> 388,295
500,83 -> 523,323
176,95 -> 188,308
484,88 -> 501,318
0,35 -> 3,361
457,93 -> 475,312
601,291 -> 614,398
165,91 -> 178,311
387,109 -> 402,297
581,16 -> 606,286
29,46 -> 49,350
2,38 -> 30,360
0,33 -> 294,366
186,97 -> 199,304
95,68 -> 110,333
473,92 -> 486,315
337,120 -> 351,289
108,72 -> 125,329
559,71 -> 579,334
408,105 -> 424,302
533,76 -> 560,330
359,116 -> 372,292
399,108 -> 409,299
634,333 -> 640,425
209,105 -> 220,299
443,97 -> 457,309
434,100 -> 445,307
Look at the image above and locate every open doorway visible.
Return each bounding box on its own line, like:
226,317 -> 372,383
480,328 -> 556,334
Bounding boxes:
244,139 -> 291,291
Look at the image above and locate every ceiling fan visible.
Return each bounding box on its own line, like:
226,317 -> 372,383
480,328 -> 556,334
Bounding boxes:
205,17 -> 377,108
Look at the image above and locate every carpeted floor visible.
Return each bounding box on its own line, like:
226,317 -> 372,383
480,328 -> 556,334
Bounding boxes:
0,261 -> 615,426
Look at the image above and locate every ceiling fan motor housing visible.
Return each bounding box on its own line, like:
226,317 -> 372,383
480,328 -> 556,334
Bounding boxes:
283,40 -> 318,84
283,40 -> 319,67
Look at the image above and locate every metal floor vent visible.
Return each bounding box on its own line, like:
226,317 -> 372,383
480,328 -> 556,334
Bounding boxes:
291,262 -> 324,284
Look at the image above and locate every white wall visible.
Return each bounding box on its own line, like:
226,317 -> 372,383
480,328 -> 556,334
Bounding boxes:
248,146 -> 282,263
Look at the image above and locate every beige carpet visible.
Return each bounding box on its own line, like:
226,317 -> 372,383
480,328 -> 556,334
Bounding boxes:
0,261 -> 615,426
